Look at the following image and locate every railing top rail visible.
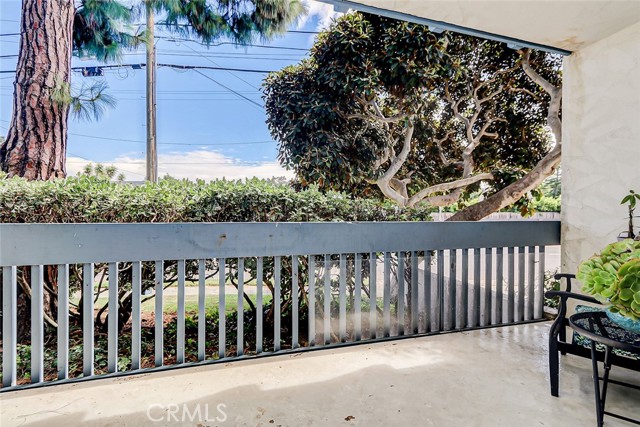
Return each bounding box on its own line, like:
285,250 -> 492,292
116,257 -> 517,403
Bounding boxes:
0,221 -> 560,266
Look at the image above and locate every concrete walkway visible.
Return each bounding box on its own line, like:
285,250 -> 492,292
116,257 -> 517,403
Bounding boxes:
1,322 -> 638,427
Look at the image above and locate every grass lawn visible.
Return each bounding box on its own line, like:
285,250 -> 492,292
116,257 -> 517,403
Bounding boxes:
74,293 -> 274,315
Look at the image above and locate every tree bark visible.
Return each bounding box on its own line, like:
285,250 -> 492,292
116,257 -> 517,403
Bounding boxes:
447,145 -> 561,221
0,0 -> 74,179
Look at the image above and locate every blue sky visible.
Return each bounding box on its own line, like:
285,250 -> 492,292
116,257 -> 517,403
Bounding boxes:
0,1 -> 340,180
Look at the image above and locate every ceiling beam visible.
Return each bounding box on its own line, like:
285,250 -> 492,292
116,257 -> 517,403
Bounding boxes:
318,0 -> 572,56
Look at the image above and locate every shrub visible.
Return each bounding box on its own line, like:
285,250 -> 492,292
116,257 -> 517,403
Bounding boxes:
0,175 -> 432,223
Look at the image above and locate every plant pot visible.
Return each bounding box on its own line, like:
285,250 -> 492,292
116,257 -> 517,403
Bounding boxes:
617,232 -> 634,241
605,308 -> 640,334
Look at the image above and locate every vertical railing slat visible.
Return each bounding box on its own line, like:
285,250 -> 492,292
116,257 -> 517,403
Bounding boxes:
354,253 -> 362,341
2,266 -> 17,387
307,255 -> 316,347
460,249 -> 469,330
536,246 -> 546,319
383,252 -> 391,337
292,256 -> 299,349
410,251 -> 419,334
274,256 -> 282,351
154,261 -> 163,367
131,261 -> 142,370
435,250 -> 445,332
237,258 -> 245,356
82,263 -> 94,378
397,251 -> 405,336
482,248 -> 493,327
495,248 -> 504,324
57,264 -> 69,380
517,246 -> 526,322
527,246 -> 536,321
369,253 -> 377,339
424,252 -> 432,333
218,258 -> 226,359
108,263 -> 119,373
308,255 -> 315,347
448,249 -> 457,330
339,254 -> 347,342
256,257 -> 264,353
471,248 -> 481,327
323,254 -> 330,345
176,260 -> 186,364
198,259 -> 206,361
507,247 -> 515,323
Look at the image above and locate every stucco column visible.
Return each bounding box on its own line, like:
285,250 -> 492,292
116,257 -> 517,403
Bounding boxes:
561,21 -> 640,290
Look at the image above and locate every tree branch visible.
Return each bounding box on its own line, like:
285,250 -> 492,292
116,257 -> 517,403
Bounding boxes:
378,122 -> 415,182
521,49 -> 562,142
407,172 -> 494,207
434,132 -> 457,166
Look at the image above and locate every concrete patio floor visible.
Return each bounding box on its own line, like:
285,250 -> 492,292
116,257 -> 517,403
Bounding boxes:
1,322 -> 638,427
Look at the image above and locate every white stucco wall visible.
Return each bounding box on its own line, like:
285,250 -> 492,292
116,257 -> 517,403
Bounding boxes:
561,21 -> 640,277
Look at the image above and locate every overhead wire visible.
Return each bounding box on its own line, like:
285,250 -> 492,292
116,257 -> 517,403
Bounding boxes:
0,63 -> 277,74
190,68 -> 263,110
0,119 -> 274,147
160,28 -> 259,90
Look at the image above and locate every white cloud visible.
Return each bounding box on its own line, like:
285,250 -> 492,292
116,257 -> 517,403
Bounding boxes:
66,150 -> 294,182
299,0 -> 342,31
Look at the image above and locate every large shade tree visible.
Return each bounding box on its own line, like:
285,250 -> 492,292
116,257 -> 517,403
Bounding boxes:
1,0 -> 305,180
263,13 -> 562,219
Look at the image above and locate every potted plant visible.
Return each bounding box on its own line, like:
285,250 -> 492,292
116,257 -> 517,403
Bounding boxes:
618,189 -> 640,240
577,239 -> 640,332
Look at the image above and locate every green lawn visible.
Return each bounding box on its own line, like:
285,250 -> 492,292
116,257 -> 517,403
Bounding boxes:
74,293 -> 273,315
92,277 -> 257,290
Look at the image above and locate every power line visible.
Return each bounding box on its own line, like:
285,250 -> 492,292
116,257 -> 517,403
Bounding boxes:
150,23 -> 319,35
155,36 -> 309,51
67,160 -> 266,166
0,63 -> 277,74
174,31 -> 259,90
191,68 -> 263,110
0,93 -> 264,102
0,119 -> 274,146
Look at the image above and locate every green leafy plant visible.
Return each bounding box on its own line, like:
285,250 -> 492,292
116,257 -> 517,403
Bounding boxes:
577,239 -> 640,320
620,189 -> 640,239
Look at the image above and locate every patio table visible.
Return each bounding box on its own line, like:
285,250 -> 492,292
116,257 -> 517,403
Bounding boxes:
569,311 -> 640,427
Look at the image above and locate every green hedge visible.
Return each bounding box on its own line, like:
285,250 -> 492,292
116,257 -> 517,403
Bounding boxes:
0,175 -> 433,223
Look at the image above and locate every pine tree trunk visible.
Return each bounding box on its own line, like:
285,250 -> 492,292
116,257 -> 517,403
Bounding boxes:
0,0 -> 74,179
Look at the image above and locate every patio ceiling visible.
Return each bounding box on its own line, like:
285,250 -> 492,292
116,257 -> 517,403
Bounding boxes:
321,0 -> 640,53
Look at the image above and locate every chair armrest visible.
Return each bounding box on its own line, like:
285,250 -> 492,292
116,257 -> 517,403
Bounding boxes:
545,290 -> 601,305
554,273 -> 576,292
554,273 -> 576,280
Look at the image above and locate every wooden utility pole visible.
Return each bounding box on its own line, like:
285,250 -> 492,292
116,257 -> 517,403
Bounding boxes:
145,1 -> 158,182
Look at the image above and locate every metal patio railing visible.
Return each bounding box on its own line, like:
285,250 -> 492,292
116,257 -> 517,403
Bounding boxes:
0,221 -> 560,390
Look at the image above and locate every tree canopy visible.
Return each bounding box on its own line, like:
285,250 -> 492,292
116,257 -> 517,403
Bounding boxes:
263,12 -> 562,215
74,0 -> 306,61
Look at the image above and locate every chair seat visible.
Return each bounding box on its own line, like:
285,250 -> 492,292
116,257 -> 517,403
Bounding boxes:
572,305 -> 640,360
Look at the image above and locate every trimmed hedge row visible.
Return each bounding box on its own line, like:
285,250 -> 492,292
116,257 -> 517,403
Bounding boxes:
0,176 -> 433,223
